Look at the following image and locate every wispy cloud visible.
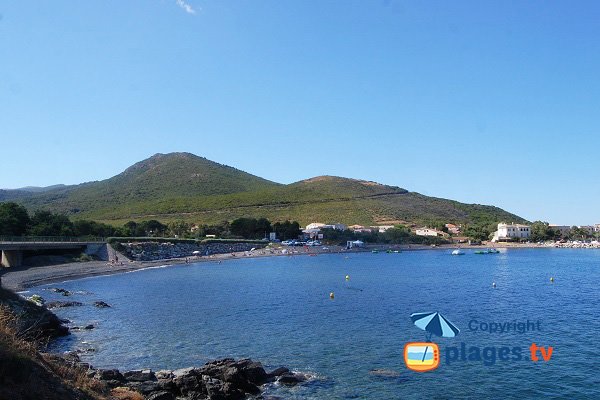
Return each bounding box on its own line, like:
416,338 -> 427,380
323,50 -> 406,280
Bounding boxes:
176,0 -> 197,15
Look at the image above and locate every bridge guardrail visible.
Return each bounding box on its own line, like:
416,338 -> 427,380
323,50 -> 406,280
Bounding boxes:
0,236 -> 106,243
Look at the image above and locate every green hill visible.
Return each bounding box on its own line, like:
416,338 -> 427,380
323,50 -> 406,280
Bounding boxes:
13,153 -> 526,227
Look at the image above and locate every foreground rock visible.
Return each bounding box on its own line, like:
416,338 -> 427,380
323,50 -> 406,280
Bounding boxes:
85,357 -> 307,399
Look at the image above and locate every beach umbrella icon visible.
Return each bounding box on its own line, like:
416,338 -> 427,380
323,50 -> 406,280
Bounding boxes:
411,312 -> 460,341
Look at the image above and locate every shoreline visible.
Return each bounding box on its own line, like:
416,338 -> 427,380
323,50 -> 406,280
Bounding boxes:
1,242 -> 560,291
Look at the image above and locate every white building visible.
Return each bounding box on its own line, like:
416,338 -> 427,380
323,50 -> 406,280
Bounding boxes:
324,223 -> 347,231
376,225 -> 395,233
494,223 -> 531,241
306,223 -> 326,230
415,228 -> 441,237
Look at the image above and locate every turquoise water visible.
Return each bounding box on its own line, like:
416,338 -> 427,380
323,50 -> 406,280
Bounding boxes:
37,249 -> 600,399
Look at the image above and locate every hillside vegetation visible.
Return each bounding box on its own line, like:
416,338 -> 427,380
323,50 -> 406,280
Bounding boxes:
10,152 -> 526,227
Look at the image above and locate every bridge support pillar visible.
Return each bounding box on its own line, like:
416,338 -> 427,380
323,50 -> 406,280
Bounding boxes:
1,250 -> 23,268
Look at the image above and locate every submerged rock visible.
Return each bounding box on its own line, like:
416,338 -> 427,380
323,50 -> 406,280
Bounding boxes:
93,301 -> 111,308
369,369 -> 401,377
50,288 -> 72,296
277,372 -> 307,386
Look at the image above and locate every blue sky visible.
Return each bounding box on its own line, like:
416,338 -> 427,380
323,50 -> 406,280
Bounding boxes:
1,1 -> 599,225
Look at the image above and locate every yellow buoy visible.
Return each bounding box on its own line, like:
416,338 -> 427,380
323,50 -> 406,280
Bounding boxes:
345,275 -> 350,281
329,292 -> 335,299
550,277 -> 554,283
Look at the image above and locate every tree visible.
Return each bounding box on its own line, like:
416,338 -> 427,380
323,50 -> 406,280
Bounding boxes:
0,202 -> 31,236
139,220 -> 167,237
530,221 -> 558,242
273,220 -> 301,240
28,210 -> 74,236
168,220 -> 192,238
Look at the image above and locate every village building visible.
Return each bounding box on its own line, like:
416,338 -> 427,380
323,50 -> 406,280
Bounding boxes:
415,228 -> 442,237
492,223 -> 531,242
445,223 -> 461,235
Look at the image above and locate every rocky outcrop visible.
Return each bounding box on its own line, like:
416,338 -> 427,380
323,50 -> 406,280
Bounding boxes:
46,301 -> 84,309
81,356 -> 306,400
0,287 -> 69,339
120,242 -> 266,261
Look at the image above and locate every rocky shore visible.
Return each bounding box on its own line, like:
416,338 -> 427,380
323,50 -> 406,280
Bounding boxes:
54,352 -> 307,400
119,242 -> 267,262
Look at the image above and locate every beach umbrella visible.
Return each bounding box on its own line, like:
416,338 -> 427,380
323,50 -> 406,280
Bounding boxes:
410,312 -> 460,340
192,251 -> 201,255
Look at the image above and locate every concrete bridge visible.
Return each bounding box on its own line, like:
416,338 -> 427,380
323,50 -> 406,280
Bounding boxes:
0,237 -> 106,268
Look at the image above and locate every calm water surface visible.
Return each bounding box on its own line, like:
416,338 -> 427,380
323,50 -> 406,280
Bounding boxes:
32,248 -> 600,399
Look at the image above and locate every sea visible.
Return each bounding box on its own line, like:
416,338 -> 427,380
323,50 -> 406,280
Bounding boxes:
30,248 -> 600,399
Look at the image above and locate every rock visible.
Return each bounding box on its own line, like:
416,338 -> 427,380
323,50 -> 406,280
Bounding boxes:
155,370 -> 173,380
202,376 -> 244,400
267,367 -> 289,378
172,368 -> 203,395
145,391 -> 175,400
277,372 -> 307,386
83,324 -> 95,330
95,369 -> 125,382
27,294 -> 45,306
234,358 -> 268,385
222,367 -> 260,394
124,369 -> 156,382
104,379 -> 126,388
93,301 -> 111,308
126,381 -> 160,395
173,367 -> 197,378
50,287 -> 72,296
369,368 -> 401,378
46,301 -> 83,309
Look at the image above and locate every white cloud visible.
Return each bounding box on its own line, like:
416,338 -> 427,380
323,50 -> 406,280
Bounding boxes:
176,0 -> 196,14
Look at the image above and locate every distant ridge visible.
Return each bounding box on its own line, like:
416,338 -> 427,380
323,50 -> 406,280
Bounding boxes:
6,152 -> 526,226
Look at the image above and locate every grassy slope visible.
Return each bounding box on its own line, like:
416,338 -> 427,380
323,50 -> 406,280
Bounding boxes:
13,154 -> 526,226
78,178 -> 524,227
20,152 -> 280,214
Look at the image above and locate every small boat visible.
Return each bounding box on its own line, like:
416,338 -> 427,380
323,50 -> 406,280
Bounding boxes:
372,250 -> 379,254
474,250 -> 489,255
451,249 -> 464,256
488,248 -> 500,254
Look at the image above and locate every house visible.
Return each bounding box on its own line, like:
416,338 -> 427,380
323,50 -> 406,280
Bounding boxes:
324,223 -> 347,231
415,228 -> 442,237
346,240 -> 364,248
493,223 -> 531,242
349,225 -> 365,230
376,225 -> 395,233
595,224 -> 600,233
349,225 -> 373,233
302,228 -> 322,239
306,223 -> 326,230
549,225 -> 571,237
445,223 -> 461,235
578,226 -> 595,235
